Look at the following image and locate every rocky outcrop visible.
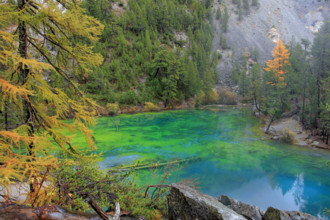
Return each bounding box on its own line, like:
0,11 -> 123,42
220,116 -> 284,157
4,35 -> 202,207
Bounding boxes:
168,183 -> 247,220
217,195 -> 263,220
167,185 -> 323,220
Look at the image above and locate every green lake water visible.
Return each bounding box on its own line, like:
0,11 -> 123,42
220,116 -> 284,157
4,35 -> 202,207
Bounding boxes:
71,107 -> 330,218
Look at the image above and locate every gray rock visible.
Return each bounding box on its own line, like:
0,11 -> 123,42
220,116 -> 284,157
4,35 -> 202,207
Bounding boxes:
285,211 -> 323,220
263,207 -> 323,220
273,136 -> 280,140
217,195 -> 264,220
167,183 -> 247,220
263,207 -> 292,220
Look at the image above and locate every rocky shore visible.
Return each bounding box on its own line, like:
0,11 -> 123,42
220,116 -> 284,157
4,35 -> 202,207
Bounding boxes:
168,183 -> 324,220
2,183 -> 324,220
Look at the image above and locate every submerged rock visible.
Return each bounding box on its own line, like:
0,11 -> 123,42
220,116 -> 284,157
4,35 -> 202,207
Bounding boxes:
168,183 -> 247,220
217,195 -> 264,220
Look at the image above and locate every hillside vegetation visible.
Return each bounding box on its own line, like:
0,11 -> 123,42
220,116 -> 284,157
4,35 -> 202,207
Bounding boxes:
81,0 -> 217,107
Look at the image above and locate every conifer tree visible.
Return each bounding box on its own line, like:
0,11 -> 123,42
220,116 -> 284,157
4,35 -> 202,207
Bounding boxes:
221,6 -> 229,32
311,20 -> 330,121
216,7 -> 222,20
243,0 -> 250,15
0,0 -> 103,203
251,0 -> 260,9
263,40 -> 291,133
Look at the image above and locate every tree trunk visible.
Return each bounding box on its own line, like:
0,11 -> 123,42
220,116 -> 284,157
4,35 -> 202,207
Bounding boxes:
18,0 -> 35,194
265,115 -> 275,134
4,101 -> 8,131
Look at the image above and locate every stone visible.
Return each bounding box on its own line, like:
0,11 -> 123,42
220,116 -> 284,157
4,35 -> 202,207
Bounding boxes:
167,183 -> 247,220
217,195 -> 263,220
263,207 -> 292,220
273,136 -> 280,140
263,207 -> 323,220
285,211 -> 323,220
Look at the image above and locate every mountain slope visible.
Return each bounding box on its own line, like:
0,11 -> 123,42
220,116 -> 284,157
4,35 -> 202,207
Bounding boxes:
213,0 -> 330,85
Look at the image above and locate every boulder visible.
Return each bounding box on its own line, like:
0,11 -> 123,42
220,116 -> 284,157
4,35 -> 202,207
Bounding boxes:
217,195 -> 263,220
263,207 -> 323,220
286,211 -> 323,220
263,207 -> 291,220
167,183 -> 247,220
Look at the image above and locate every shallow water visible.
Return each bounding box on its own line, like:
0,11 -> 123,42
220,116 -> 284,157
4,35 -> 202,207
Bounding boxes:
72,107 -> 330,218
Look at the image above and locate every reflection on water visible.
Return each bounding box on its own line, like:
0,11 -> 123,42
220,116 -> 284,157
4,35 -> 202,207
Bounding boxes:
227,175 -> 305,211
71,108 -> 330,219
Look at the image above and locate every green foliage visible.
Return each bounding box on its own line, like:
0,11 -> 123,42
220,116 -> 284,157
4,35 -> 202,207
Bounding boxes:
216,7 -> 222,20
248,63 -> 262,110
221,6 -> 229,32
243,0 -> 250,14
311,20 -> 330,126
251,48 -> 260,61
251,0 -> 260,8
81,0 -> 216,107
220,33 -> 228,49
52,158 -> 167,219
117,91 -> 139,106
0,0 -> 103,205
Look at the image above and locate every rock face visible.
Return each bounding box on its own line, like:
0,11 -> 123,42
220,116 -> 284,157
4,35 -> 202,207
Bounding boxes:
217,195 -> 263,220
212,0 -> 330,85
167,183 -> 247,220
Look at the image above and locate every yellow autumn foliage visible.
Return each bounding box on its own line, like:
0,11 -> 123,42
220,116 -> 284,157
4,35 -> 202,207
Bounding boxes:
264,39 -> 290,86
144,102 -> 159,112
0,0 -> 103,206
200,89 -> 219,105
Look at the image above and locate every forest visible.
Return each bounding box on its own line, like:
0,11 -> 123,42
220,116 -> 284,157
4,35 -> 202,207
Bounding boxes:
0,0 -> 329,219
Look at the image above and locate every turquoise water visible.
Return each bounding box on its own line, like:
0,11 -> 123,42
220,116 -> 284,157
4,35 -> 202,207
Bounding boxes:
72,107 -> 330,218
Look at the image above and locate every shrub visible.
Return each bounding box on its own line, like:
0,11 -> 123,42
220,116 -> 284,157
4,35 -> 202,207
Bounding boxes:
117,91 -> 138,106
52,158 -> 167,220
218,88 -> 237,104
279,128 -> 296,144
144,102 -> 159,112
106,103 -> 120,115
200,89 -> 219,105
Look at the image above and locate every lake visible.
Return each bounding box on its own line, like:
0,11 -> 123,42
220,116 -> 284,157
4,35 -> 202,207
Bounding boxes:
72,107 -> 330,218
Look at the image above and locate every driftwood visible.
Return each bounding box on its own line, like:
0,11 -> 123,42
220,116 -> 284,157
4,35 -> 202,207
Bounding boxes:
119,157 -> 200,171
86,192 -> 120,220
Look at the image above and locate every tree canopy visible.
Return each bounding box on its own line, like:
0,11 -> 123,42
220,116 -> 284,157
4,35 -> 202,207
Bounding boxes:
0,0 -> 103,204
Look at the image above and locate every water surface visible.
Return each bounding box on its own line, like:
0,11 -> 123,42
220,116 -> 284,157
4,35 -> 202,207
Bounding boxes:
72,107 -> 330,218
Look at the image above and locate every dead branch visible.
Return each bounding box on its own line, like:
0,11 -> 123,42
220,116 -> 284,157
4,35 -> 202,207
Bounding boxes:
144,184 -> 171,198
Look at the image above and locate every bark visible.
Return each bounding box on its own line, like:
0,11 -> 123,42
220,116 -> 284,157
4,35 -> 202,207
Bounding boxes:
4,101 -> 8,131
86,192 -> 120,220
18,0 -> 36,194
265,115 -> 275,134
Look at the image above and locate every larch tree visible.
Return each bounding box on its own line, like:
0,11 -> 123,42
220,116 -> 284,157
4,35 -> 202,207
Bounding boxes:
263,39 -> 291,133
0,0 -> 103,205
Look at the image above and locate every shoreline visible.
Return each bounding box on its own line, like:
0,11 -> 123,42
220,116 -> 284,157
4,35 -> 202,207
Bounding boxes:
261,115 -> 330,150
97,101 -> 329,151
